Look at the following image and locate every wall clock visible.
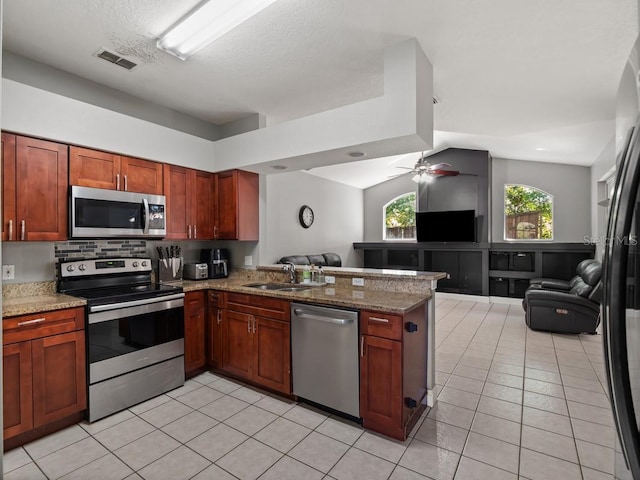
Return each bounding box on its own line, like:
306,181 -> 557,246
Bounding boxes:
298,205 -> 314,228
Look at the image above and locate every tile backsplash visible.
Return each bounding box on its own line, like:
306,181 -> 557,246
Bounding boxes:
54,240 -> 147,262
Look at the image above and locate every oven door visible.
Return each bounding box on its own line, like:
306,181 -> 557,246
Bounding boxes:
71,185 -> 166,238
87,294 -> 184,383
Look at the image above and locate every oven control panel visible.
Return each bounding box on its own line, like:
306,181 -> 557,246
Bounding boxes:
60,257 -> 152,278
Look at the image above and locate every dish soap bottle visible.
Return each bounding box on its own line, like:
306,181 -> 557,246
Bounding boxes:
303,264 -> 311,284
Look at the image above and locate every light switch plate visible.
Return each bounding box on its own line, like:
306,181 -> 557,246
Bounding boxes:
244,256 -> 253,266
3,265 -> 15,280
325,275 -> 336,284
352,277 -> 364,287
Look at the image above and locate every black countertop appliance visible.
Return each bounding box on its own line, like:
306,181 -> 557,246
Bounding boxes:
201,248 -> 230,278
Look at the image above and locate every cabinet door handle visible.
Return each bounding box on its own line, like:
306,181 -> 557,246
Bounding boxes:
21,220 -> 25,241
116,173 -> 120,190
124,175 -> 128,191
369,316 -> 389,323
188,225 -> 192,239
213,225 -> 218,238
194,225 -> 197,239
8,219 -> 12,241
360,336 -> 365,357
217,310 -> 222,325
252,316 -> 256,334
247,316 -> 251,333
18,318 -> 45,326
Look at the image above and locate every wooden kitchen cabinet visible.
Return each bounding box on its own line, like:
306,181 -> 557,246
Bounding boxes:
214,169 -> 259,240
3,342 -> 33,439
184,291 -> 206,376
164,165 -> 214,240
2,134 -> 68,241
359,305 -> 427,440
70,146 -> 163,194
218,292 -> 291,395
207,290 -> 224,369
3,307 -> 86,448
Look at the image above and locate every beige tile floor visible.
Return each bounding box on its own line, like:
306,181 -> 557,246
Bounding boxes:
3,298 -> 615,479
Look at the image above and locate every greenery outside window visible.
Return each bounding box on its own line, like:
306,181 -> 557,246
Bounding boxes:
504,184 -> 553,240
384,192 -> 416,240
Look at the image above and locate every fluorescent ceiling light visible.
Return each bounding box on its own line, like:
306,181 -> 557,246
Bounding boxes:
157,0 -> 279,60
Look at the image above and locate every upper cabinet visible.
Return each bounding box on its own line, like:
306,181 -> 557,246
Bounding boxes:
163,165 -> 214,240
69,146 -> 163,195
215,170 -> 259,241
2,134 -> 68,241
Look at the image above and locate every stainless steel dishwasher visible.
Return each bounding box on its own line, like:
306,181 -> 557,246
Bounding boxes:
291,303 -> 360,418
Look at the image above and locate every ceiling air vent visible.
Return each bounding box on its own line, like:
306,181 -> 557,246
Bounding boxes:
94,48 -> 137,70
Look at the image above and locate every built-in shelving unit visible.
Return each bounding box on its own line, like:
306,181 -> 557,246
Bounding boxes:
354,242 -> 596,298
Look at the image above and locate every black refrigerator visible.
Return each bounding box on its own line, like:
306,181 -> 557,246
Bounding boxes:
604,33 -> 640,478
603,119 -> 640,480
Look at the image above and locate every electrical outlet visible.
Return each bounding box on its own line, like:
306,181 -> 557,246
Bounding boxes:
244,256 -> 253,266
3,265 -> 15,280
352,277 -> 364,287
325,275 -> 335,284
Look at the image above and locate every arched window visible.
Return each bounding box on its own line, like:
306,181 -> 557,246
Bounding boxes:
504,184 -> 553,240
383,192 -> 416,240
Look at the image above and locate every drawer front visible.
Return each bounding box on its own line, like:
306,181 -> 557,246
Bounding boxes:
3,307 -> 85,345
208,290 -> 225,308
360,310 -> 403,340
226,292 -> 290,321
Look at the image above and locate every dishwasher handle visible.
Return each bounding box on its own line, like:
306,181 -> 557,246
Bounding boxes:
293,308 -> 354,326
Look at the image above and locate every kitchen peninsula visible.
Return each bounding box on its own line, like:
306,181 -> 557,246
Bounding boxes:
2,266 -> 445,442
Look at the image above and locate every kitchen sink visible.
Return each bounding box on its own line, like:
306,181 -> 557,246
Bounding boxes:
243,283 -> 311,292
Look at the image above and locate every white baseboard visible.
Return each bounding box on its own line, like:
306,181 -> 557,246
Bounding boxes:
435,291 -> 523,306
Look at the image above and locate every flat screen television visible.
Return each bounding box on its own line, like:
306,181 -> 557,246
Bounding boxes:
416,209 -> 476,242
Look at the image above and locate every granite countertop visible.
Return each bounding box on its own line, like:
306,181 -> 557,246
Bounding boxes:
3,294 -> 87,318
2,266 -> 440,318
177,277 -> 430,314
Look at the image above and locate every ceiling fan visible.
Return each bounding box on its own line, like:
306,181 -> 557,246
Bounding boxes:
393,153 -> 460,183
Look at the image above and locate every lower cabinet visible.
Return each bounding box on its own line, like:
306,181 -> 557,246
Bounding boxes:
217,292 -> 291,395
207,290 -> 224,369
3,307 -> 86,446
184,291 -> 206,376
359,305 -> 427,440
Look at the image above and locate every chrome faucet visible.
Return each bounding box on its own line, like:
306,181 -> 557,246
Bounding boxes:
283,262 -> 296,283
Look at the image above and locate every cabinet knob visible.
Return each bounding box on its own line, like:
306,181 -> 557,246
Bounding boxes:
66,265 -> 75,272
404,397 -> 417,408
141,261 -> 148,267
79,264 -> 87,271
405,322 -> 418,333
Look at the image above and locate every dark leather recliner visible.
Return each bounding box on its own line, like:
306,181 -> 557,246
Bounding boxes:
522,260 -> 602,334
528,258 -> 599,291
277,253 -> 342,267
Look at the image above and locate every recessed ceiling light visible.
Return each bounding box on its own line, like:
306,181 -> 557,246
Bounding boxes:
348,151 -> 366,158
535,147 -> 546,151
272,165 -> 287,170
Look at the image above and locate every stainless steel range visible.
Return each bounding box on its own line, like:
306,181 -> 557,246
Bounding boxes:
58,257 -> 185,422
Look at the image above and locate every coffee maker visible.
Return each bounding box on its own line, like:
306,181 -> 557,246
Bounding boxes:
200,248 -> 230,279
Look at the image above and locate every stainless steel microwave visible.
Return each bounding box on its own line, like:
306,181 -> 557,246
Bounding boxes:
70,186 -> 166,238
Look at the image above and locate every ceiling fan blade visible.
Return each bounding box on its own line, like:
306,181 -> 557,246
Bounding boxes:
430,169 -> 459,176
428,162 -> 452,170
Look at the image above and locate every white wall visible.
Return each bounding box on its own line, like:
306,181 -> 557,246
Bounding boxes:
264,171 -> 364,267
491,158 -> 592,243
590,137 -> 616,259
2,79 -> 216,171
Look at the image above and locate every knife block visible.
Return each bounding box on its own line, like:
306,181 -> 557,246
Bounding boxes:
158,257 -> 183,283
